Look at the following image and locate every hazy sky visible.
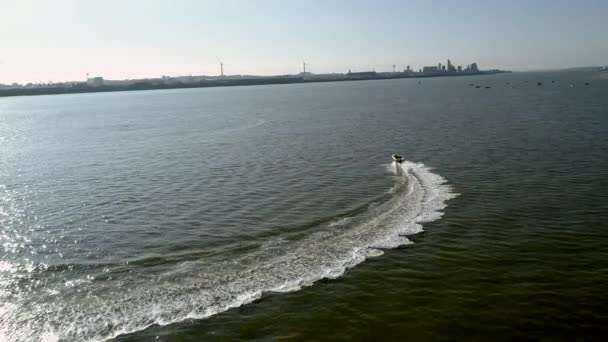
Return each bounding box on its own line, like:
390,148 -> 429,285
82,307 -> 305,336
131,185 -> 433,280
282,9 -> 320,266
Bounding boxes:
1,0 -> 607,84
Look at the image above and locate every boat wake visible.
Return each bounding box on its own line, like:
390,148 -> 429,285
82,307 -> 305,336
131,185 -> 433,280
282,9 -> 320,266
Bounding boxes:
0,161 -> 457,341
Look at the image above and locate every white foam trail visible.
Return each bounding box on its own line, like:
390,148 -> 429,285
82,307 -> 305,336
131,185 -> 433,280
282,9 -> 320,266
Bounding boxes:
0,160 -> 457,341
328,217 -> 353,227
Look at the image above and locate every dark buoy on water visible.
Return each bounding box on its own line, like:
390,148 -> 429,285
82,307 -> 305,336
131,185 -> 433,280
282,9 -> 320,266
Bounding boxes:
585,82 -> 590,86
475,85 -> 481,88
485,86 -> 491,89
537,82 -> 542,86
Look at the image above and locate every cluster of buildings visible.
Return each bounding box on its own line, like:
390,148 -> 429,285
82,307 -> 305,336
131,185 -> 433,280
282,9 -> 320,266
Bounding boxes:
341,59 -> 483,80
343,59 -> 481,77
421,60 -> 479,75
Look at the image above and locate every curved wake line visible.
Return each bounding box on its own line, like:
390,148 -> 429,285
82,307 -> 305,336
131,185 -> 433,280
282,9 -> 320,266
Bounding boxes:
1,161 -> 457,342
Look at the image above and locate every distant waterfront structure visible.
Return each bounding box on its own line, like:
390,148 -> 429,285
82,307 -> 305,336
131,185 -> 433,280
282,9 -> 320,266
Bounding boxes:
300,62 -> 312,80
86,77 -> 104,87
421,60 -> 481,75
346,70 -> 378,78
1,58 -> 505,97
423,66 -> 439,73
447,59 -> 456,73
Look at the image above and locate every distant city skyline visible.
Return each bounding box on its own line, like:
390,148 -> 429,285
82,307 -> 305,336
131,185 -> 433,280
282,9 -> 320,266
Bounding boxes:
1,0 -> 607,84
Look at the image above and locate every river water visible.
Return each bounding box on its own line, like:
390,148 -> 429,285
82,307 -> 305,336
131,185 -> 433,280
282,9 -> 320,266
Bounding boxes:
1,70 -> 607,341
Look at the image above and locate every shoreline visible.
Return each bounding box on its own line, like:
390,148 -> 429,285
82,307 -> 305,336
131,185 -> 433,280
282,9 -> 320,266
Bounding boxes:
0,71 -> 507,98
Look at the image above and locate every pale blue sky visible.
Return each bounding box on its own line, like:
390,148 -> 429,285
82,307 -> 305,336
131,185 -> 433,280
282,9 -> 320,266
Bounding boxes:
1,0 -> 607,83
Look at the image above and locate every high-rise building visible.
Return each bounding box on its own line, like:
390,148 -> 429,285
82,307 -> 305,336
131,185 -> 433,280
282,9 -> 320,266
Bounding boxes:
457,66 -> 462,73
447,59 -> 456,73
471,62 -> 479,72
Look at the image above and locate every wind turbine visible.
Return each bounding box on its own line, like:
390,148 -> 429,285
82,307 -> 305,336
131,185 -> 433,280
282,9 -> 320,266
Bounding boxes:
217,57 -> 224,77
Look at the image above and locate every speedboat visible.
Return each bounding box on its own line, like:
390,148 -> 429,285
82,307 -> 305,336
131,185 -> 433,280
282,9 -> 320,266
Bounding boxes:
392,154 -> 404,163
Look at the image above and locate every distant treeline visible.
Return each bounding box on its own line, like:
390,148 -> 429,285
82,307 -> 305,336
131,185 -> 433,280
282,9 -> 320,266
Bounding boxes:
0,71 -> 507,98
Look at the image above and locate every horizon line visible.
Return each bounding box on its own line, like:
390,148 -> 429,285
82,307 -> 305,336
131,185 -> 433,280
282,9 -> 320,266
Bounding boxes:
2,65 -> 606,86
